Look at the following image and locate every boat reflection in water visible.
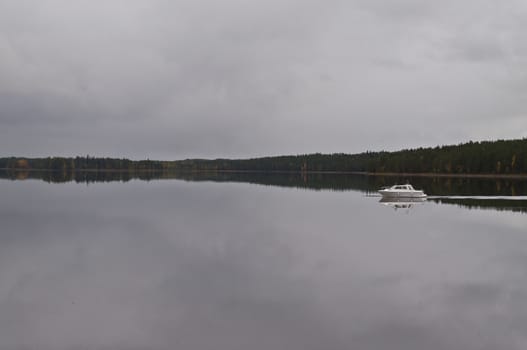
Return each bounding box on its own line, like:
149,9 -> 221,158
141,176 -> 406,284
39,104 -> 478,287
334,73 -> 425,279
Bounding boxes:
379,196 -> 427,212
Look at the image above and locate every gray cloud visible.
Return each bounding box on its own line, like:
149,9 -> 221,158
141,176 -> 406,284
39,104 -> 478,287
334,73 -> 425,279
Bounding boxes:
0,0 -> 526,158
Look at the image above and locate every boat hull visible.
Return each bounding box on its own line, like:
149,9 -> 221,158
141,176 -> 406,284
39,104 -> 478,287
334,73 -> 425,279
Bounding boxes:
378,190 -> 427,198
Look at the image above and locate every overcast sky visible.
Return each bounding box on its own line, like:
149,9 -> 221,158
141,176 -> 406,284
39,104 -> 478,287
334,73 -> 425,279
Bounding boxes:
1,0 -> 526,159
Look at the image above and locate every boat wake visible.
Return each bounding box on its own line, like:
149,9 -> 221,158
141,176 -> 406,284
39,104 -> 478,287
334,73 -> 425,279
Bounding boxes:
427,196 -> 527,200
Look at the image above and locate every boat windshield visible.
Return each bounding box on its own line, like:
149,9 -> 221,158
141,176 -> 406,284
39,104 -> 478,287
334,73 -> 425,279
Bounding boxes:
392,185 -> 414,190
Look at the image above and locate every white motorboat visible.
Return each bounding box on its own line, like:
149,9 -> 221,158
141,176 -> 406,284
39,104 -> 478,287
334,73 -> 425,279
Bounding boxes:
378,184 -> 427,198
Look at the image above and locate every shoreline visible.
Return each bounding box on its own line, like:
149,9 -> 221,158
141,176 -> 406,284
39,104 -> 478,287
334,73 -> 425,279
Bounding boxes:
2,168 -> 527,179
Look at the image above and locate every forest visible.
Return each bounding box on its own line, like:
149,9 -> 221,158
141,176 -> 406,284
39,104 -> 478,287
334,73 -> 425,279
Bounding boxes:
1,138 -> 526,175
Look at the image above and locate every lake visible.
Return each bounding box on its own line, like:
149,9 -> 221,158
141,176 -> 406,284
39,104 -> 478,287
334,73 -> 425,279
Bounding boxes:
1,173 -> 527,350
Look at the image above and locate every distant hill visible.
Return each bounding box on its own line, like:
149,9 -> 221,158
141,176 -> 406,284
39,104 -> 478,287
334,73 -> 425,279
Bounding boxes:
1,138 -> 526,175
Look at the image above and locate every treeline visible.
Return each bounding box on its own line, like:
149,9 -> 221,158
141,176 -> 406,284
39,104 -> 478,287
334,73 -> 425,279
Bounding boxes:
0,156 -> 166,172
168,138 -> 527,174
0,169 -> 165,183
1,138 -> 526,175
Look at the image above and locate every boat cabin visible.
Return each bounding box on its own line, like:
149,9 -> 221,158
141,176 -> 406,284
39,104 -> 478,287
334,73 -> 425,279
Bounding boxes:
391,185 -> 415,190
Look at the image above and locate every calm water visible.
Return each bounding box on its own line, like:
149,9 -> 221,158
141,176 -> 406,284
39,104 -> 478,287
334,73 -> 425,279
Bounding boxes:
1,174 -> 527,350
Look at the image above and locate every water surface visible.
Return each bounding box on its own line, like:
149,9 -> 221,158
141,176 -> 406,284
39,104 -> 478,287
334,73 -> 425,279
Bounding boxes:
1,174 -> 526,349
